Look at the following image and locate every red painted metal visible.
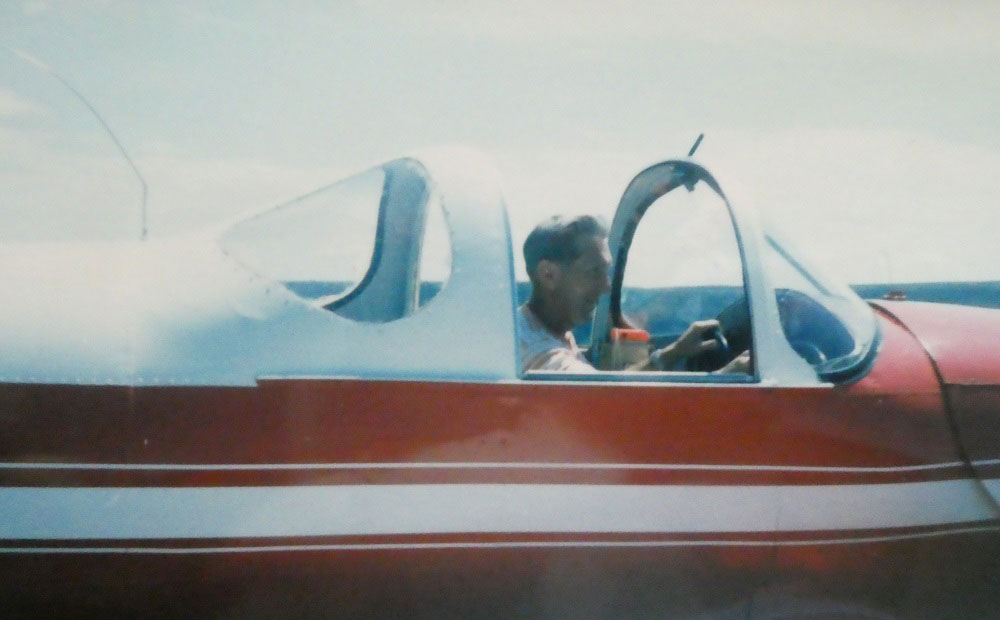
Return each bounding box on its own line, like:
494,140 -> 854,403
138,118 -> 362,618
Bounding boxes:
2,534 -> 1000,618
872,300 -> 1000,386
1,311 -> 998,618
0,312 -> 956,479
870,300 -> 1000,501
948,385 -> 1000,483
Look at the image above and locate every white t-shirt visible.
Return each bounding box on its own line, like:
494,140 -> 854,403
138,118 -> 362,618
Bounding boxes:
517,304 -> 595,374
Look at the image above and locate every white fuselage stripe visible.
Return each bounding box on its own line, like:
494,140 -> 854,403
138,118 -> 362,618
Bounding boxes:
4,525 -> 1000,554
1,480 -> 997,540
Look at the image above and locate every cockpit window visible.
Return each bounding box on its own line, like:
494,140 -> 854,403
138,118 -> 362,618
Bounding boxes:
221,167 -> 385,302
763,233 -> 879,379
220,159 -> 452,323
611,176 -> 752,374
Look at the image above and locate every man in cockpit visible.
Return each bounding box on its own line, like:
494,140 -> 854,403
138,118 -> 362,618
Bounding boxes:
517,215 -> 728,374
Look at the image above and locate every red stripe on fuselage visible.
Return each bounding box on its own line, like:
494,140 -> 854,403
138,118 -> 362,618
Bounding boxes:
0,313 -> 960,484
0,462 -> 973,487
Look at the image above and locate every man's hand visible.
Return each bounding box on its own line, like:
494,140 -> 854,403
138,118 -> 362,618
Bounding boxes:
650,319 -> 722,370
670,319 -> 722,358
715,350 -> 751,374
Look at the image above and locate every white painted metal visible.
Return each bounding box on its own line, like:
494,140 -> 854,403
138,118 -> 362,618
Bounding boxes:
0,147 -> 518,385
0,150 -> 876,387
1,480 -> 995,540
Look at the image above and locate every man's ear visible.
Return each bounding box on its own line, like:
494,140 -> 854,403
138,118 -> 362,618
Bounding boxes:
534,259 -> 561,291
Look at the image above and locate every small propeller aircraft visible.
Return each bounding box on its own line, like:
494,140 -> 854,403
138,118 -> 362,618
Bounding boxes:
2,48 -> 999,619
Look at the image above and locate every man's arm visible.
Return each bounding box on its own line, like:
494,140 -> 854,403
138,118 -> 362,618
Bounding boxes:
524,348 -> 597,374
714,350 -> 751,374
626,319 -> 748,373
648,319 -> 722,370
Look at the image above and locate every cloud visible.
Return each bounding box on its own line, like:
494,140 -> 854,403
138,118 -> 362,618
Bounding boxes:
0,144 -> 345,242
3,119 -> 997,284
367,1 -> 1000,57
17,0 -> 114,16
0,89 -> 42,116
494,128 -> 1000,283
133,153 -> 349,237
21,0 -> 49,14
699,127 -> 1000,282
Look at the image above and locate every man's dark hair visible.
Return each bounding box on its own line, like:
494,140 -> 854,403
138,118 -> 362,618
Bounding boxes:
523,215 -> 608,278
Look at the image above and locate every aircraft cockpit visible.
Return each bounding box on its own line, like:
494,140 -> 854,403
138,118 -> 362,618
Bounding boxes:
219,148 -> 879,388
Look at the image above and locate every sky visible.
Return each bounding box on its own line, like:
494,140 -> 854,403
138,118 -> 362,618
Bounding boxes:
1,1 -> 999,283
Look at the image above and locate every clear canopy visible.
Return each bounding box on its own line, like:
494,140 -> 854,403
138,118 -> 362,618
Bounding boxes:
762,229 -> 880,379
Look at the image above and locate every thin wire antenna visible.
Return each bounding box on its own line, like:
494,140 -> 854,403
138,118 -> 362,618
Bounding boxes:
687,133 -> 705,157
12,49 -> 150,240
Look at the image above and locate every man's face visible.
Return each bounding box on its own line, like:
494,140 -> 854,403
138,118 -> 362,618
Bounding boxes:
551,234 -> 613,328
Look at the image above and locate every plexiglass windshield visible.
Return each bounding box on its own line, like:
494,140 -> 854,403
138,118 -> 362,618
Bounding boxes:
763,231 -> 880,380
220,167 -> 385,302
219,160 -> 452,323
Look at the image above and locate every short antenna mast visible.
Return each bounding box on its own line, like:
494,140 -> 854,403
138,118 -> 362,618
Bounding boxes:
687,133 -> 705,157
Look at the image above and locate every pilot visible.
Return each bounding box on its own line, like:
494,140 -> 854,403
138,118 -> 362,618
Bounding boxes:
518,215 -> 730,373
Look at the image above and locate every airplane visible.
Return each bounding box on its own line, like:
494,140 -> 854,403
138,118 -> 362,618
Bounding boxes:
2,49 -> 1000,619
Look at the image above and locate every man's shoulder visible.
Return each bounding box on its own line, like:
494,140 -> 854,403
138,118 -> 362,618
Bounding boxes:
517,304 -> 594,373
516,304 -> 545,337
517,304 -> 562,348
